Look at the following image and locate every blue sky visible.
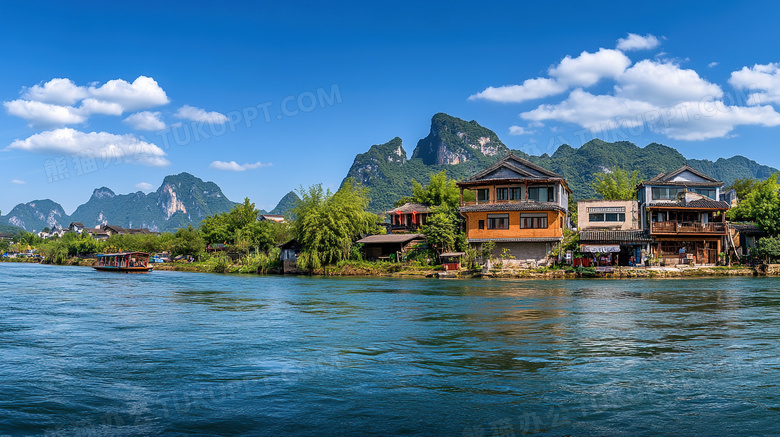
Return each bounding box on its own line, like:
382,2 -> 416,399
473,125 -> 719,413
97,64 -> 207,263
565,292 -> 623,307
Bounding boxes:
3,1 -> 780,214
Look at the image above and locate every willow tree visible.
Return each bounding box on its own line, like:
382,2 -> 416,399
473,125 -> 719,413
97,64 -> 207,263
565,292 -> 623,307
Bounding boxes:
292,179 -> 379,269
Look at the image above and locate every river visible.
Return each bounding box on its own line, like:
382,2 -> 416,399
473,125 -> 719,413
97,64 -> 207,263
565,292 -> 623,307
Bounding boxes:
1,263 -> 779,436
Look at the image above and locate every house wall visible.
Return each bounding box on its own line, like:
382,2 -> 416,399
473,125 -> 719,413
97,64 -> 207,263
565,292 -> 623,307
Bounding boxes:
492,242 -> 551,263
577,200 -> 639,231
471,182 -> 568,210
464,210 -> 565,240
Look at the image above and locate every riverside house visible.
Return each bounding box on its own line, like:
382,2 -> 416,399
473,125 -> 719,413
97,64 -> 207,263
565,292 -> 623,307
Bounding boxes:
638,165 -> 730,265
577,199 -> 651,266
457,153 -> 571,267
385,202 -> 432,233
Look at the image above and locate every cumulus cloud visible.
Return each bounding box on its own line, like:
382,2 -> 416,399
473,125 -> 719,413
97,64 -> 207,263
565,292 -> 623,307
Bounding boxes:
508,126 -> 535,135
4,76 -> 170,128
729,63 -> 780,105
175,105 -> 228,124
616,33 -> 661,51
11,179 -> 26,185
4,99 -> 86,128
87,76 -> 169,112
23,78 -> 88,105
469,48 -> 630,103
135,182 -> 154,191
7,128 -> 170,167
209,160 -> 271,171
615,60 -> 722,106
124,111 -> 166,131
708,62 -> 719,68
473,34 -> 780,141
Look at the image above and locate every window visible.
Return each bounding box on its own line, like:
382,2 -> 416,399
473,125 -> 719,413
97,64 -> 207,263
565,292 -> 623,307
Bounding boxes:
589,213 -> 625,222
477,189 -> 489,202
478,220 -> 485,230
528,186 -> 555,202
487,214 -> 509,229
652,187 -> 679,200
496,187 -> 508,201
692,188 -> 716,199
510,187 -> 522,200
520,213 -> 548,229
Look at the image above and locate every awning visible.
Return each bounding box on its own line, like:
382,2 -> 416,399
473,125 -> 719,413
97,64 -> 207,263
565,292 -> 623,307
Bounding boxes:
580,244 -> 620,253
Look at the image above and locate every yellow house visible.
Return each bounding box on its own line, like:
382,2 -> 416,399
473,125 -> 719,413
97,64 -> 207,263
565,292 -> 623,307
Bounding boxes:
457,153 -> 571,266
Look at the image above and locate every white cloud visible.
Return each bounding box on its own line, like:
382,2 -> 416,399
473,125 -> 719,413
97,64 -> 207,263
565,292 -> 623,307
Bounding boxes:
729,63 -> 780,105
7,128 -> 170,167
11,179 -> 26,185
616,33 -> 661,51
209,160 -> 271,171
521,89 -> 657,130
508,126 -> 535,135
708,62 -> 719,68
469,78 -> 567,103
23,78 -> 87,105
4,99 -> 86,128
175,105 -> 228,124
616,60 -> 722,106
124,111 -> 166,131
78,98 -> 124,116
549,48 -> 631,87
135,182 -> 154,191
87,76 -> 169,112
469,48 -> 629,103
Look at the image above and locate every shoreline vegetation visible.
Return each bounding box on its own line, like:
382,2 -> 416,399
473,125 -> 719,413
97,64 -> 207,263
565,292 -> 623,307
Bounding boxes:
3,255 -> 777,279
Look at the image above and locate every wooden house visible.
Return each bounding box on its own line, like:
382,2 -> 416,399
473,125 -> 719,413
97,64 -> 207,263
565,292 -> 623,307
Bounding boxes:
356,233 -> 425,261
456,153 -> 571,266
637,165 -> 729,265
385,203 -> 432,232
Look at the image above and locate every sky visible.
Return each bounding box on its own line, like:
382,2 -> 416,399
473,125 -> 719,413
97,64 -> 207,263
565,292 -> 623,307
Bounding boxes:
3,1 -> 780,214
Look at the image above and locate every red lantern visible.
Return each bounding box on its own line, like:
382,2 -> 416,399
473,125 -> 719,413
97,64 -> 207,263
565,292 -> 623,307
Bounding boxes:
412,210 -> 418,224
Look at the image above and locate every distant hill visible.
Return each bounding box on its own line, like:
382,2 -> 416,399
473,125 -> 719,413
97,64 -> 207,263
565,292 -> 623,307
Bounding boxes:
270,191 -> 300,215
343,114 -> 779,212
1,173 -> 238,233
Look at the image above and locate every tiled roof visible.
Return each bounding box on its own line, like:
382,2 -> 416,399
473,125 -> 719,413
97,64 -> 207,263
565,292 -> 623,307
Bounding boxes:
647,199 -> 730,209
459,201 -> 566,213
467,237 -> 562,243
579,229 -> 652,243
356,233 -> 425,244
386,203 -> 433,214
646,165 -> 720,183
458,153 -> 570,192
728,223 -> 766,234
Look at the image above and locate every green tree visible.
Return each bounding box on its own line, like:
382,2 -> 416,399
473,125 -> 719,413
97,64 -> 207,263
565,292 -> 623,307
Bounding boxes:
754,236 -> 780,263
727,173 -> 780,234
399,171 -> 461,209
200,197 -> 259,245
727,177 -> 757,201
292,179 -> 379,270
420,207 -> 459,253
171,225 -> 205,256
591,167 -> 642,200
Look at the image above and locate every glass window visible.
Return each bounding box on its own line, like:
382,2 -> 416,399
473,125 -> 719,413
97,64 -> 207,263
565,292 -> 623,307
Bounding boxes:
652,187 -> 679,200
692,188 -> 716,199
589,213 -> 605,222
605,213 -> 625,222
478,220 -> 484,230
487,214 -> 509,230
520,213 -> 548,229
477,189 -> 489,202
510,187 -> 522,200
528,187 -> 555,202
496,188 -> 508,201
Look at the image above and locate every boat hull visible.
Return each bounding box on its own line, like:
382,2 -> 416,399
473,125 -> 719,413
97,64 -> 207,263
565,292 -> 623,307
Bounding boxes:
93,266 -> 153,273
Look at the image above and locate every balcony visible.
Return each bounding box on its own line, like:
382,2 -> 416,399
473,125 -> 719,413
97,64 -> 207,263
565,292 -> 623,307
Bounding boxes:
650,221 -> 726,235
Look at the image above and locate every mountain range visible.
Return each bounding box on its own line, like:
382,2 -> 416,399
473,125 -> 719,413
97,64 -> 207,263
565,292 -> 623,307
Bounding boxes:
4,112 -> 778,233
344,113 -> 779,212
1,173 -> 298,233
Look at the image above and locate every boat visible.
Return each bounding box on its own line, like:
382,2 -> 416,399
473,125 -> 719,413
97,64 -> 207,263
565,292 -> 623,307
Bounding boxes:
93,252 -> 153,273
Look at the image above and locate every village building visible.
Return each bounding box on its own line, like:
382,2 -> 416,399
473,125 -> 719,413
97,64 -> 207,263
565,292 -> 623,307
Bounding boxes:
259,214 -> 286,223
577,199 -> 651,266
457,153 -> 571,267
356,233 -> 425,261
68,222 -> 86,234
638,165 -> 730,265
279,239 -> 302,274
727,223 -> 766,261
385,203 -> 432,233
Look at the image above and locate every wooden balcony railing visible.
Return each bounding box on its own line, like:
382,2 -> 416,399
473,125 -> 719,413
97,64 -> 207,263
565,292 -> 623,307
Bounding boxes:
650,221 -> 725,234
461,199 -> 558,206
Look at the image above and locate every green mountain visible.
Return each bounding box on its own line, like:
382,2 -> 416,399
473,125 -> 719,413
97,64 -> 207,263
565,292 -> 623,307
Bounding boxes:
1,199 -> 70,233
343,114 -> 779,212
1,173 -> 240,233
270,191 -> 300,215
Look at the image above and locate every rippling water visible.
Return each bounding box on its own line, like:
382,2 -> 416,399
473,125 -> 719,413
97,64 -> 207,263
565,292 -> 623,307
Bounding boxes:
1,263 -> 780,436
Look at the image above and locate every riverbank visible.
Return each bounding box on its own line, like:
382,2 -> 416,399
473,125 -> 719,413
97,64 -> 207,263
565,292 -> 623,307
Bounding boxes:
5,257 -> 777,279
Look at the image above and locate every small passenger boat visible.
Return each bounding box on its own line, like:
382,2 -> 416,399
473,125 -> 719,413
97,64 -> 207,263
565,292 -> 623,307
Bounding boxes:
93,252 -> 153,273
